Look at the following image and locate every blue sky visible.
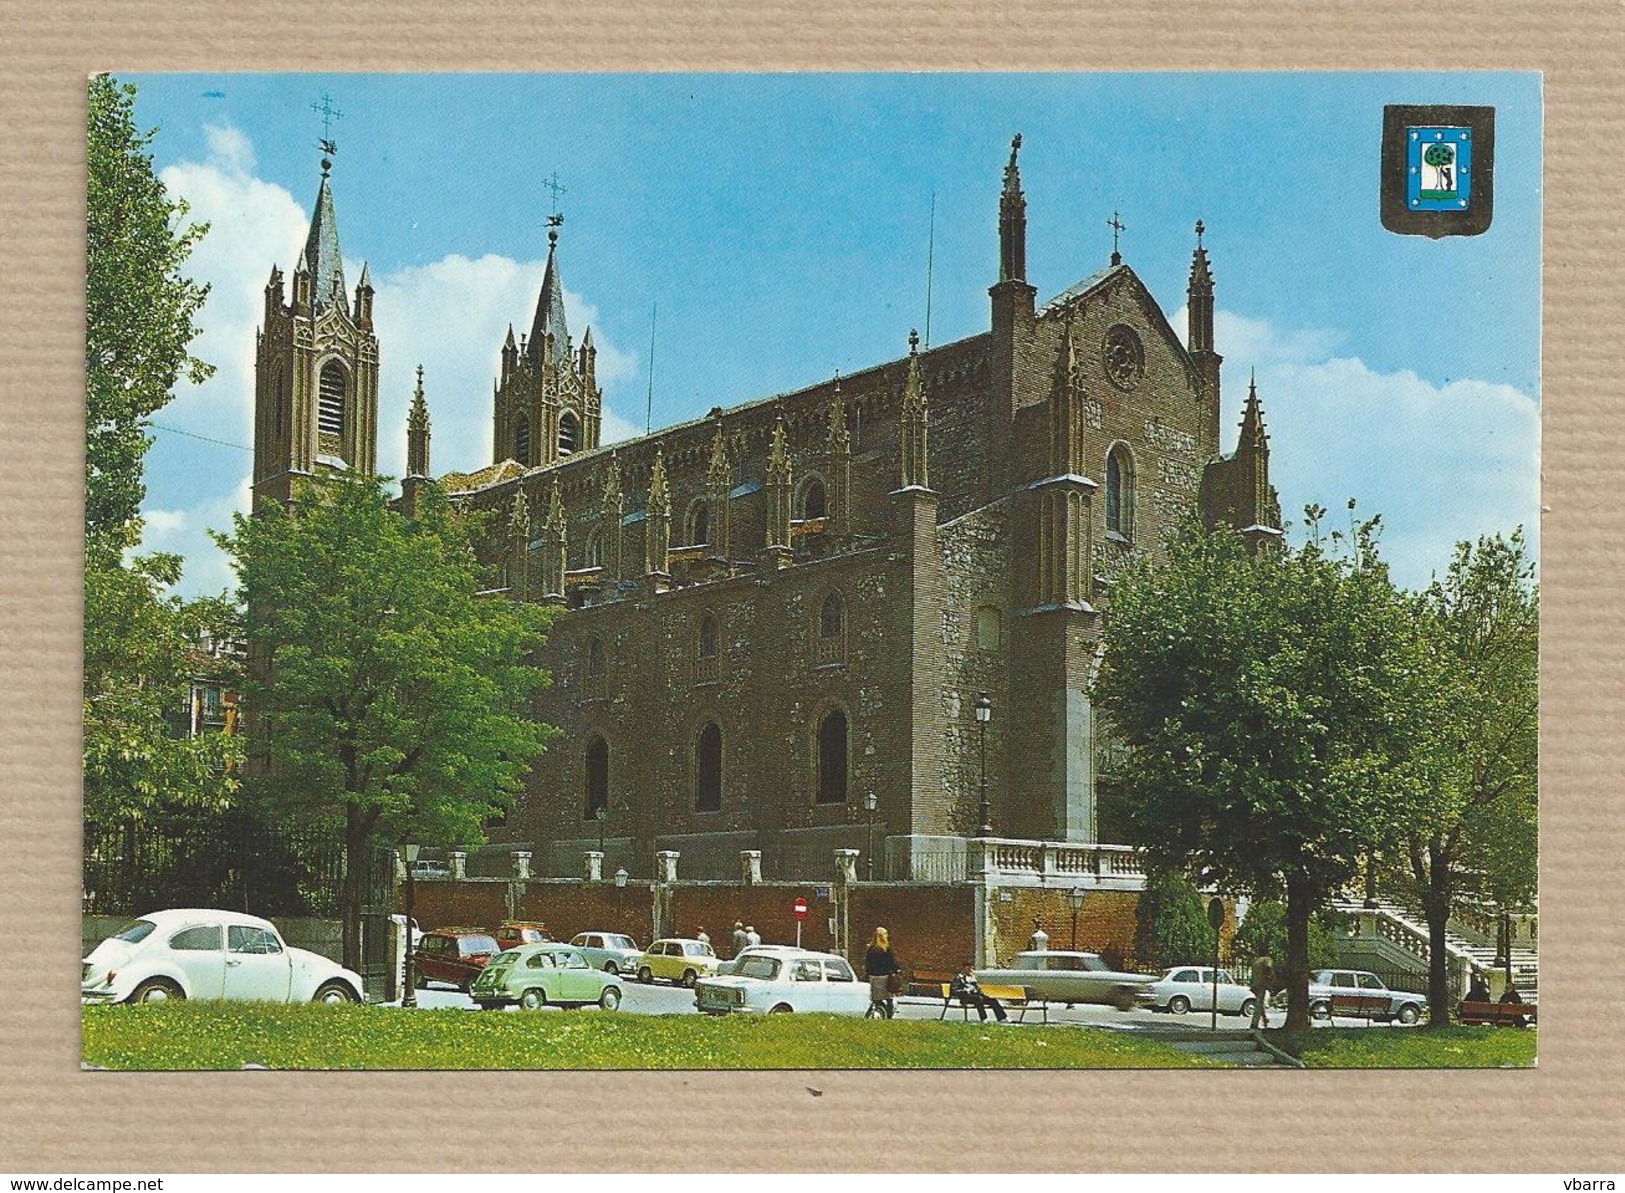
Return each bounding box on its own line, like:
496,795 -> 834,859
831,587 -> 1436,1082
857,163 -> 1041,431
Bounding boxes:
125,72 -> 1542,595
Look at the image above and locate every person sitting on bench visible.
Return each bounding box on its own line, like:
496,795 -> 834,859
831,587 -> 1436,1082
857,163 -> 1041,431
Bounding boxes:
1466,971 -> 1490,1003
951,962 -> 1008,1023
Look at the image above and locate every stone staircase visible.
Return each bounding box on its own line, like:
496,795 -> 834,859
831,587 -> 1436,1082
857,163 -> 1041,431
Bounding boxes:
1330,894 -> 1538,993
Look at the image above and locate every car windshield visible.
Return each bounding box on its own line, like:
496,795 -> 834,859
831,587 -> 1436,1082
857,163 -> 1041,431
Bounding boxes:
685,942 -> 714,956
461,936 -> 499,955
736,957 -> 782,980
112,919 -> 156,944
606,935 -> 636,950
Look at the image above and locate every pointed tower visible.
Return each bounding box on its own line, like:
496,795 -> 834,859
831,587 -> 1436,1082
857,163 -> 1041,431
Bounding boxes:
898,330 -> 930,491
538,481 -> 568,603
506,488 -> 532,601
763,413 -> 794,570
989,134 -> 1039,489
252,148 -> 380,510
598,451 -> 625,584
492,220 -> 603,468
1200,369 -> 1283,551
703,419 -> 733,569
644,450 -> 672,591
1034,321 -> 1096,609
401,365 -> 432,518
1187,220 -> 1223,459
824,375 -> 852,538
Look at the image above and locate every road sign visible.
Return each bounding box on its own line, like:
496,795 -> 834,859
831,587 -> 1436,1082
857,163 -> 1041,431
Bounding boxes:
792,896 -> 810,921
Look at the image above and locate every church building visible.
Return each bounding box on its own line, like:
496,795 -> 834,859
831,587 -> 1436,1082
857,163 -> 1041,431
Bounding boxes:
251,135 -> 1282,881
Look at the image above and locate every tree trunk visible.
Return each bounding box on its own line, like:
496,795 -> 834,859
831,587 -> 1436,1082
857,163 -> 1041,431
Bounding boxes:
1283,874 -> 1313,1033
1422,847 -> 1453,1028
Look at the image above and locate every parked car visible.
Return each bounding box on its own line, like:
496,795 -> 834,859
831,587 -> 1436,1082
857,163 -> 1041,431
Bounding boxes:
1146,965 -> 1257,1016
715,943 -> 804,976
975,951 -> 1154,1010
696,948 -> 868,1016
81,909 -> 364,1005
494,921 -> 554,951
471,944 -> 623,1011
635,938 -> 721,987
1305,969 -> 1427,1024
414,929 -> 501,992
408,859 -> 451,880
568,931 -> 644,975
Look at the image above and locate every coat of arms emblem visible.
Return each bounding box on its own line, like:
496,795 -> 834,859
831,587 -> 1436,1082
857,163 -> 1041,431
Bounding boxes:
1408,126 -> 1473,210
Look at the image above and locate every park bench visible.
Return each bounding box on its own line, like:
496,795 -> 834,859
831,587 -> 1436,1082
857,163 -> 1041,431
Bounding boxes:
1325,992 -> 1395,1022
1459,999 -> 1536,1027
902,970 -> 1050,1024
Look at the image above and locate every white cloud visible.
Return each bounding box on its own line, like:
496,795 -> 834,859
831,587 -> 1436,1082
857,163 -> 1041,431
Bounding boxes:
143,508 -> 187,536
1177,307 -> 1540,590
203,123 -> 255,176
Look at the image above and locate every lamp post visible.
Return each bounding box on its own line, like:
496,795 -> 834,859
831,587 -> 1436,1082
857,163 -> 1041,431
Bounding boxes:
402,840 -> 420,1009
1067,887 -> 1086,952
595,804 -> 607,865
864,791 -> 878,881
975,692 -> 993,837
614,866 -> 628,926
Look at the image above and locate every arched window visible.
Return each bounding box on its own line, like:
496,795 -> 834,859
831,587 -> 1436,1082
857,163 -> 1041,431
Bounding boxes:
317,361 -> 346,439
1105,443 -> 1135,540
583,735 -> 609,819
802,477 -> 827,520
816,592 -> 845,665
514,416 -> 532,467
696,612 -> 720,683
695,722 -> 722,812
689,499 -> 709,547
976,606 -> 1002,652
583,527 -> 603,570
816,707 -> 848,804
558,411 -> 581,456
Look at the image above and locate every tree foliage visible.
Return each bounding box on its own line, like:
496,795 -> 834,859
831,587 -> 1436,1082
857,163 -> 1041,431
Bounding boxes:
83,74 -> 240,823
218,475 -> 558,966
1232,899 -> 1339,971
1133,868 -> 1216,971
86,74 -> 213,546
1092,509 -> 1441,1030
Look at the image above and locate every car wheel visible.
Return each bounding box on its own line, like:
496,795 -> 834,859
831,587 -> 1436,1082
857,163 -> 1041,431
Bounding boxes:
1240,998 -> 1258,1020
599,986 -> 622,1012
1397,1003 -> 1421,1025
637,966 -> 653,985
603,961 -> 619,974
1310,999 -> 1331,1020
520,988 -> 546,1011
313,980 -> 358,1005
1168,995 -> 1191,1015
681,969 -> 698,989
128,978 -> 184,1004
769,1003 -> 793,1014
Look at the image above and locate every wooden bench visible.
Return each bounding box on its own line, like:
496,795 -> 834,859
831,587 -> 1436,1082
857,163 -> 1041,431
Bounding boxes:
1459,1000 -> 1536,1027
1326,992 -> 1396,1022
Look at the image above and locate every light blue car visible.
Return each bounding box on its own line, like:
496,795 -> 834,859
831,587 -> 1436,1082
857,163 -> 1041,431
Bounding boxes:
567,931 -> 643,975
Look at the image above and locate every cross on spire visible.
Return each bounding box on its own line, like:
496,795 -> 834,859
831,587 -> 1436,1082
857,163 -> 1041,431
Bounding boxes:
311,93 -> 343,169
543,172 -> 567,216
1108,210 -> 1127,266
1195,218 -> 1206,248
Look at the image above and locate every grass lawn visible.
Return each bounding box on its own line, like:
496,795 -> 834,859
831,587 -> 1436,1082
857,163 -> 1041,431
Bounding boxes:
82,1004 -> 1216,1071
1286,1026 -> 1536,1069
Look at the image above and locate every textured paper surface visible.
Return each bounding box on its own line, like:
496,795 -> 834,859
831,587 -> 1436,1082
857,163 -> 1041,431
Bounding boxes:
2,1 -> 1621,1173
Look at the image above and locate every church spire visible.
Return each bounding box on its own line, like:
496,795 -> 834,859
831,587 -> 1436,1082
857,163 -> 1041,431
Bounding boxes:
1238,369 -> 1269,454
1187,219 -> 1215,354
529,224 -> 571,370
302,157 -> 349,316
999,133 -> 1027,284
407,365 -> 431,479
899,329 -> 930,490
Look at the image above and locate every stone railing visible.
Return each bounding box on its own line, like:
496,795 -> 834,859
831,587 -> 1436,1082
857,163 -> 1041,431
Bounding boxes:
969,838 -> 1146,884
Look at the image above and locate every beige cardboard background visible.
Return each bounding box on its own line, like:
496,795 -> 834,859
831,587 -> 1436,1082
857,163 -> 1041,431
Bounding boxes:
2,0 -> 1620,1172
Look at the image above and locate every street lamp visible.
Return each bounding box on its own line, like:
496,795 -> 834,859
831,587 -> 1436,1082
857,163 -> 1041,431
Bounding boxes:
402,840 -> 420,1009
595,804 -> 607,865
1067,887 -> 1086,952
864,791 -> 878,881
614,866 -> 628,925
975,693 -> 993,837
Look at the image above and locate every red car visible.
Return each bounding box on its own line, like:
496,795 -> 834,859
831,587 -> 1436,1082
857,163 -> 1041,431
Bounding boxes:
494,921 -> 554,952
414,929 -> 501,991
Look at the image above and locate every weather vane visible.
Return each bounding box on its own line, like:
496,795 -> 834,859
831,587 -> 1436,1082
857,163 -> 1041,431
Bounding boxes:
311,92 -> 343,169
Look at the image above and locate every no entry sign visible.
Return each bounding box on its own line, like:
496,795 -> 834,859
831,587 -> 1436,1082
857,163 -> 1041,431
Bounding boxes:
792,896 -> 810,921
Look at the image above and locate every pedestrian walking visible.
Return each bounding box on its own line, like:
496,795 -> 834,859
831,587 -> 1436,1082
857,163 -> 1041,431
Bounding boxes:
731,921 -> 747,957
951,961 -> 1008,1022
864,926 -> 901,1019
745,924 -> 761,947
1249,955 -> 1276,1030
1028,918 -> 1049,952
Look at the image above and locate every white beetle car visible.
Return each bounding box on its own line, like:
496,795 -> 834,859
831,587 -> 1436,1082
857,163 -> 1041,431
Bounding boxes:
82,909 -> 366,1005
695,948 -> 869,1015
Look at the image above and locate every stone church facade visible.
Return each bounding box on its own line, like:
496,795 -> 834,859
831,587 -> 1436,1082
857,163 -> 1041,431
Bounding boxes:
252,136 -> 1282,882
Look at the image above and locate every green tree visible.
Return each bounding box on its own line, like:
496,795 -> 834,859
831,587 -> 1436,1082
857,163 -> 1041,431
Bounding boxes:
86,74 -> 212,546
1398,530 -> 1538,1025
83,74 -> 239,823
1232,899 -> 1339,971
1133,868 -> 1216,971
1092,509 -> 1438,1031
218,475 -> 558,969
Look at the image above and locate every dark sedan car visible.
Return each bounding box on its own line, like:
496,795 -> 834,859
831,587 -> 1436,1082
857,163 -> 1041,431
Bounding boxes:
415,929 -> 501,991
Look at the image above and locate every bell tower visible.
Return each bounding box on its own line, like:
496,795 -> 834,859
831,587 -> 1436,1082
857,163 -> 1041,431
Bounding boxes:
252,137 -> 380,510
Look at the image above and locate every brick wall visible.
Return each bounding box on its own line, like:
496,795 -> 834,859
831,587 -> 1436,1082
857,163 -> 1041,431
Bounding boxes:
849,885 -> 977,976
989,888 -> 1141,968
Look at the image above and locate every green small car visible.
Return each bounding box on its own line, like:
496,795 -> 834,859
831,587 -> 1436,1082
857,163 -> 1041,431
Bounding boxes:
471,943 -> 624,1011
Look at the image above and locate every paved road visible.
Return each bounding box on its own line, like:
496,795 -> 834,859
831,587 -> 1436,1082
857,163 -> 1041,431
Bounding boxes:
388,979 -> 1418,1032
